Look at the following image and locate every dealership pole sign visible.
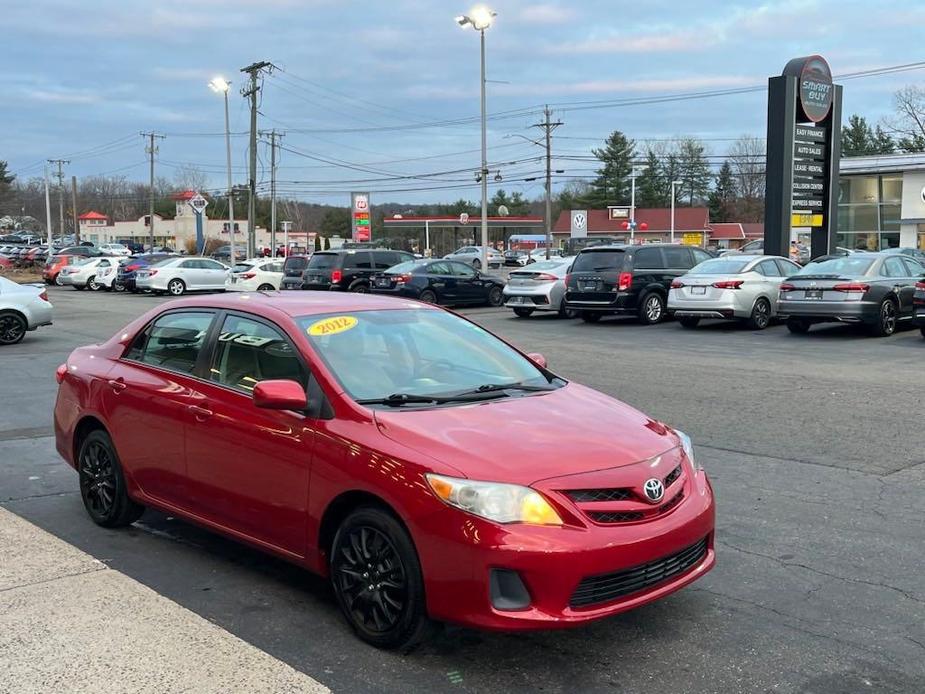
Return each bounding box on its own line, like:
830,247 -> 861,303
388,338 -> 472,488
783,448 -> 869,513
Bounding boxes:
764,55 -> 842,260
351,192 -> 371,242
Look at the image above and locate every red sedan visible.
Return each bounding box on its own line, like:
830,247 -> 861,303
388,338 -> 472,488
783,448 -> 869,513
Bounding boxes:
53,292 -> 715,649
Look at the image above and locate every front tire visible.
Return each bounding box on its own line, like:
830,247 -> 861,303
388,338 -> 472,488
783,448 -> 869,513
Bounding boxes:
87,275 -> 101,292
639,292 -> 666,325
349,282 -> 369,294
747,298 -> 771,330
330,507 -> 434,651
54,274 -> 64,286
513,307 -> 534,318
167,278 -> 186,296
869,299 -> 898,337
0,311 -> 27,345
787,318 -> 811,334
418,289 -> 437,304
257,283 -> 274,291
77,430 -> 145,528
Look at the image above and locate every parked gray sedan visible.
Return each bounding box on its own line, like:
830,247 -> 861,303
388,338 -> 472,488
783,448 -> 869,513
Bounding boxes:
503,257 -> 576,318
668,255 -> 802,330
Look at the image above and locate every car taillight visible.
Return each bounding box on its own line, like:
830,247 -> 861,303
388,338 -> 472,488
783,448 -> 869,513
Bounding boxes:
564,273 -> 571,285
395,273 -> 413,284
331,269 -> 343,283
779,283 -> 795,292
148,269 -> 158,276
833,282 -> 869,293
38,290 -> 48,302
670,279 -> 684,289
712,280 -> 744,289
915,281 -> 925,290
534,273 -> 558,281
126,264 -> 140,272
618,272 -> 633,291
241,272 -> 256,279
55,364 -> 67,384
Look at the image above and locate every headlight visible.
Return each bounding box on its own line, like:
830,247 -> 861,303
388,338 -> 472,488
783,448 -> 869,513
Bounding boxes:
426,474 -> 562,526
675,429 -> 702,471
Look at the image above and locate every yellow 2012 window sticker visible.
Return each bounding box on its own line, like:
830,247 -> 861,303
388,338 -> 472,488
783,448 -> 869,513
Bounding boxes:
307,315 -> 358,336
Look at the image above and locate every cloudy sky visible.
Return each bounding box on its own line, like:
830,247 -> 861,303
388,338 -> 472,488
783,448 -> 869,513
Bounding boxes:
5,0 -> 924,205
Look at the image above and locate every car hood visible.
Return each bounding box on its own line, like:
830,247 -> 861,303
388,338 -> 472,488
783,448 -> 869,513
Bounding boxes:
373,383 -> 678,486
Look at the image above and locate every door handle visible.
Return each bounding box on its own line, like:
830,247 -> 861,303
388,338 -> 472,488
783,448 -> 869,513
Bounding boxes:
107,378 -> 126,393
187,404 -> 213,420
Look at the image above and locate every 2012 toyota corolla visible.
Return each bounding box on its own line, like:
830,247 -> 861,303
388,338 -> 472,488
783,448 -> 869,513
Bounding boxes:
53,292 -> 715,649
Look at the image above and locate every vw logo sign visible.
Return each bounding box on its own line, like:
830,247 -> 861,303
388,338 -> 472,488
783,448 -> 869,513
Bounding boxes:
573,213 -> 586,230
643,478 -> 664,503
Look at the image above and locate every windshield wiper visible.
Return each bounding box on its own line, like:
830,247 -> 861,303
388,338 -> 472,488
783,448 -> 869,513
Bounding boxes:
356,393 -> 449,407
454,382 -> 556,396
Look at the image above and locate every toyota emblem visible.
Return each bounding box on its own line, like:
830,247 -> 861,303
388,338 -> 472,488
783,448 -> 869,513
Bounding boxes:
643,478 -> 664,503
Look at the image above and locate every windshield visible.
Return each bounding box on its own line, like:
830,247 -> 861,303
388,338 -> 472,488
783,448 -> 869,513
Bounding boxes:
688,259 -> 750,274
285,257 -> 308,270
300,309 -> 558,404
572,249 -> 625,272
797,257 -> 875,276
307,253 -> 339,270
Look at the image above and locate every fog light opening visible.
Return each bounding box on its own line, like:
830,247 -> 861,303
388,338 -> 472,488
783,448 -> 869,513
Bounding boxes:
489,569 -> 532,611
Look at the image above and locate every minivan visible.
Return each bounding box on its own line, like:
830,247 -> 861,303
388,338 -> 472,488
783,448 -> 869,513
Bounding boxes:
564,244 -> 712,324
300,249 -> 415,292
281,254 -> 310,290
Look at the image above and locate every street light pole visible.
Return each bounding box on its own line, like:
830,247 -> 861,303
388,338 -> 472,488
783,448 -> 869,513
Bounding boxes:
670,180 -> 683,243
630,167 -> 638,245
210,78 -> 236,265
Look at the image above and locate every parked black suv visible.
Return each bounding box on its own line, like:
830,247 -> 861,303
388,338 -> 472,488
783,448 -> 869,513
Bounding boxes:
300,249 -> 415,292
281,255 -> 310,290
565,243 -> 711,324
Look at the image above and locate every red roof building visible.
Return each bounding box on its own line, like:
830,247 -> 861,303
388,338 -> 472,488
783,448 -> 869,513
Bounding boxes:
77,211 -> 111,227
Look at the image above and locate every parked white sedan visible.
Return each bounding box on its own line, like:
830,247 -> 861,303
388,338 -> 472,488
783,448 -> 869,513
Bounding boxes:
225,258 -> 285,292
503,257 -> 576,318
135,257 -> 229,296
97,242 -> 132,257
58,257 -> 120,291
668,255 -> 802,330
0,276 -> 53,345
444,246 -> 504,269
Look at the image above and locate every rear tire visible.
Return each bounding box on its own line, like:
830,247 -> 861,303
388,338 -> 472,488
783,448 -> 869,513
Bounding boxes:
513,307 -> 534,318
557,303 -> 576,319
0,311 -> 28,345
869,299 -> 898,337
257,283 -> 274,291
786,318 -> 811,334
678,316 -> 700,329
167,278 -> 186,296
77,430 -> 145,528
747,298 -> 771,330
349,282 -> 369,294
330,507 -> 435,651
418,289 -> 437,304
580,312 -> 602,323
87,276 -> 101,292
54,274 -> 64,286
638,292 -> 666,325
487,286 -> 503,307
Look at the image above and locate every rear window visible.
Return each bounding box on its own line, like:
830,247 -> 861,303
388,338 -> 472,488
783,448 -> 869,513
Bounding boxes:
284,257 -> 308,271
572,250 -> 626,272
387,260 -> 425,274
307,253 -> 340,270
232,262 -> 255,272
688,259 -> 750,275
797,257 -> 875,276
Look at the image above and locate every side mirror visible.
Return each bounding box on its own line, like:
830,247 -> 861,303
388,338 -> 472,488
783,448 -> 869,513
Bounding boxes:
253,379 -> 308,411
527,352 -> 547,369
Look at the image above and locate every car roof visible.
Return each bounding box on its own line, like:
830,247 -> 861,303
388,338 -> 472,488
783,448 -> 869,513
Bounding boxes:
162,291 -> 437,318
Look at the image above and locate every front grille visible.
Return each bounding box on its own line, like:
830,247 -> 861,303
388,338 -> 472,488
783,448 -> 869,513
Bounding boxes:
569,537 -> 709,608
587,510 -> 644,523
659,490 -> 684,514
664,465 -> 682,488
566,488 -> 633,503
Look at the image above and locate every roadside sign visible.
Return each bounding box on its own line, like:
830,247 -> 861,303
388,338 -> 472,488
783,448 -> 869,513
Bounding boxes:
681,232 -> 701,246
188,193 -> 208,214
791,213 -> 823,227
459,213 -> 470,225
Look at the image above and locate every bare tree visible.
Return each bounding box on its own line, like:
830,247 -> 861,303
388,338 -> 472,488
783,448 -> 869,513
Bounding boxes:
727,136 -> 765,222
172,164 -> 210,193
882,86 -> 925,152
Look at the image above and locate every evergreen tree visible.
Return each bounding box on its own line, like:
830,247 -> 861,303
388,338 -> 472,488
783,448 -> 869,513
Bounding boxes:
319,208 -> 350,237
841,115 -> 895,156
0,161 -> 15,215
313,234 -> 322,252
676,138 -> 712,206
585,130 -> 635,207
490,189 -> 511,215
708,161 -> 736,223
324,236 -> 331,250
635,149 -> 665,207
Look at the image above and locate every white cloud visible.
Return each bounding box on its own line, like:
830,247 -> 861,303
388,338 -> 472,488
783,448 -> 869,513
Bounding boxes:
23,88 -> 100,104
518,4 -> 575,24
151,67 -> 216,82
549,29 -> 709,54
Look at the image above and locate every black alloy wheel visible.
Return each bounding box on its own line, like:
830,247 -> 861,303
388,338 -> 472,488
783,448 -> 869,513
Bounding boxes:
330,507 -> 433,650
747,298 -> 771,330
870,299 -> 898,337
487,286 -> 504,307
786,317 -> 811,334
513,307 -> 534,318
257,283 -> 274,291
350,282 -> 369,293
113,281 -> 126,293
678,316 -> 701,329
77,430 -> 144,527
639,292 -> 666,325
0,311 -> 27,345
418,289 -> 437,304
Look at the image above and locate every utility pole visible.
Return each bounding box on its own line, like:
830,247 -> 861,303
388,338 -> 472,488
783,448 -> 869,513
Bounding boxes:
141,132 -> 165,251
71,176 -> 79,244
241,60 -> 274,258
531,105 -> 562,259
47,159 -> 69,238
630,166 -> 639,245
43,166 -> 53,247
260,129 -> 284,255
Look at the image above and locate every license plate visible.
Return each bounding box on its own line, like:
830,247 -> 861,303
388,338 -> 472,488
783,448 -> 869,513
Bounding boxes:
805,289 -> 823,299
231,276 -> 237,283
377,278 -> 390,286
509,296 -> 525,304
691,286 -> 706,295
580,282 -> 598,291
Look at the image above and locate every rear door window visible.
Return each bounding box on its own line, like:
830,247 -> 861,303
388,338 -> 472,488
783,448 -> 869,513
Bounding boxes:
373,252 -> 400,269
663,247 -> 692,269
126,311 -> 215,376
901,258 -> 924,276
572,250 -> 626,272
344,252 -> 372,270
633,247 -> 665,269
757,260 -> 780,276
691,248 -> 712,264
882,257 -> 907,278
427,262 -> 451,274
775,258 -> 800,276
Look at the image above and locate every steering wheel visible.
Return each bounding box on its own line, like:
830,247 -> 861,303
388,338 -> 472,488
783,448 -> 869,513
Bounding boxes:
417,358 -> 458,380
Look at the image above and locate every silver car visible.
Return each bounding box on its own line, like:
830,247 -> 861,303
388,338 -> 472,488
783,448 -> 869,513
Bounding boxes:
0,276 -> 53,345
135,256 -> 229,296
503,257 -> 576,318
668,255 -> 801,330
444,246 -> 503,269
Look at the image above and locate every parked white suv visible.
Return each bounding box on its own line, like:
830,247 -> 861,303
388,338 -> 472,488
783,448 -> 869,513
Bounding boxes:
58,257 -> 119,291
135,256 -> 229,296
226,258 -> 285,292
444,246 -> 503,269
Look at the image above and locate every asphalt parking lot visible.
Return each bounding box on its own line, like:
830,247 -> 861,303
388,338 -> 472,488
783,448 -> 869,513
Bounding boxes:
2,287 -> 924,693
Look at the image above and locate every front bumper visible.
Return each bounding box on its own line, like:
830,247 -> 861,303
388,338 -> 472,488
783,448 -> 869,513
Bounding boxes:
778,299 -> 878,323
914,307 -> 925,328
416,470 -> 715,631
